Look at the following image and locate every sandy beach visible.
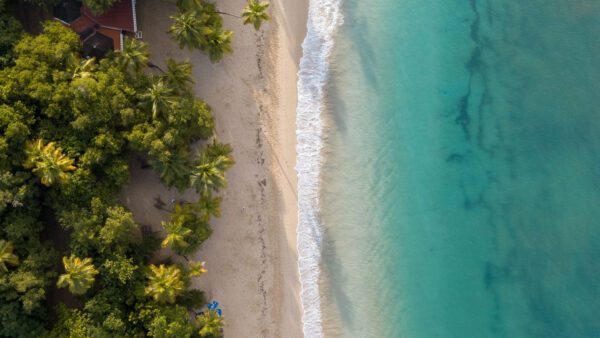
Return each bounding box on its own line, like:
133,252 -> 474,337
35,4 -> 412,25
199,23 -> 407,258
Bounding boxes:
120,0 -> 307,336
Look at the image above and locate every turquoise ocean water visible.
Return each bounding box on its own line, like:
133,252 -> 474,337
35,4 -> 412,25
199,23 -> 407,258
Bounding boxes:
316,0 -> 600,337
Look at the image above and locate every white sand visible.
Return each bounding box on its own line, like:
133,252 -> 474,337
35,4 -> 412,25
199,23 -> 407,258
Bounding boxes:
121,0 -> 308,336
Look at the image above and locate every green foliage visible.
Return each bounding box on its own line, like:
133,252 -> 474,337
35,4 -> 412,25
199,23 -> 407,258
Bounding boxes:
59,199 -> 141,258
196,193 -> 221,221
169,11 -> 210,52
201,26 -> 234,63
151,150 -> 192,192
0,18 -> 223,336
163,58 -> 195,93
49,304 -> 96,337
0,237 -> 56,336
57,255 -> 99,295
190,142 -> 234,196
18,0 -> 61,9
242,0 -> 271,30
0,4 -> 22,67
161,219 -> 192,249
82,0 -> 119,15
100,254 -> 137,285
176,288 -> 205,309
0,171 -> 32,213
147,305 -> 196,338
24,139 -> 76,186
139,79 -> 176,121
196,309 -> 225,337
145,264 -> 185,304
168,2 -> 234,63
115,37 -> 150,72
188,260 -> 206,277
161,202 -> 212,256
0,239 -> 18,272
0,103 -> 34,169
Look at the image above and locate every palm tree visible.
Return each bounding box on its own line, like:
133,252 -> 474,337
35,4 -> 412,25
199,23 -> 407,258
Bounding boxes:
57,255 -> 99,295
169,11 -> 211,51
205,141 -> 234,164
139,79 -> 176,120
163,58 -> 195,93
241,0 -> 270,30
188,260 -> 207,277
72,57 -> 96,80
145,264 -> 185,304
190,151 -> 228,196
161,220 -> 192,249
150,150 -> 191,191
0,240 -> 19,273
175,0 -> 203,12
202,27 -> 234,63
195,193 -> 222,221
197,309 -> 225,337
24,139 -> 76,186
114,37 -> 150,72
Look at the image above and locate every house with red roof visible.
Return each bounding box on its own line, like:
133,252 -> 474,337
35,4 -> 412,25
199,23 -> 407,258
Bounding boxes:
53,0 -> 139,58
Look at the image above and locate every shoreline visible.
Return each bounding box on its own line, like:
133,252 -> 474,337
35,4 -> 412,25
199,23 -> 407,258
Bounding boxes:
122,0 -> 308,336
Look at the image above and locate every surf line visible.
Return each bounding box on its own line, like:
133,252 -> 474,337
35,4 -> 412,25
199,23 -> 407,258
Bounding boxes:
295,0 -> 344,336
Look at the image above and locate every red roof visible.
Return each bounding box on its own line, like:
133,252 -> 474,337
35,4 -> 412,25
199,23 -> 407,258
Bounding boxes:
83,0 -> 135,32
69,14 -> 95,33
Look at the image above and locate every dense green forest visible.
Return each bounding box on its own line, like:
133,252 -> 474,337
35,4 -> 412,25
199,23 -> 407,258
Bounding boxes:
0,0 -> 270,335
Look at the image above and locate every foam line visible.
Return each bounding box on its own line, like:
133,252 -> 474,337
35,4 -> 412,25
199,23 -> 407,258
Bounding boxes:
295,0 -> 343,336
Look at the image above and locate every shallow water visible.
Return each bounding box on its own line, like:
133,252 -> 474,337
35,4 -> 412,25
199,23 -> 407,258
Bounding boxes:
318,1 -> 600,337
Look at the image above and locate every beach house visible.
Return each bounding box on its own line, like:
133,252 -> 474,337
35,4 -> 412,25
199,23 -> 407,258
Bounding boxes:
53,0 -> 139,58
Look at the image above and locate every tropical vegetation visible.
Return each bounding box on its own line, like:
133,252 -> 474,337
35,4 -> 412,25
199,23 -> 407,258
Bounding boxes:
56,255 -> 99,295
197,309 -> 225,337
242,0 -> 271,30
0,10 -> 233,335
167,0 -> 271,62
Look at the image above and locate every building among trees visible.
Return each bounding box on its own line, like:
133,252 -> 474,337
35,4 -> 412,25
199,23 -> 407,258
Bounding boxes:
53,0 -> 138,57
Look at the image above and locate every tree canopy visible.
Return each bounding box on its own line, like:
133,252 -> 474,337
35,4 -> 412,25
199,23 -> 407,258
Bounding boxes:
0,20 -> 233,336
168,1 -> 234,63
242,0 -> 271,30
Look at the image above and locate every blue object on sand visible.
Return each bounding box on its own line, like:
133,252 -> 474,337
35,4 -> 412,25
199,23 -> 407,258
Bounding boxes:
212,301 -> 219,308
206,303 -> 212,310
217,309 -> 222,317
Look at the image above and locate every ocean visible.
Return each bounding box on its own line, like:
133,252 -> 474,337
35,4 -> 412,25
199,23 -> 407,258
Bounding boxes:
296,0 -> 600,337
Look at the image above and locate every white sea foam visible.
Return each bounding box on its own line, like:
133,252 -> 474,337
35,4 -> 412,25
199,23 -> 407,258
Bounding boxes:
295,0 -> 343,336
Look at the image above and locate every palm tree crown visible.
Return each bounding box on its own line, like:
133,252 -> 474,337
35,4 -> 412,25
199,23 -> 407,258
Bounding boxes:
196,193 -> 222,221
71,57 -> 96,80
197,309 -> 225,337
24,139 -> 76,186
57,255 -> 99,295
114,37 -> 150,72
163,58 -> 195,93
145,264 -> 185,304
150,150 -> 191,191
202,27 -> 234,63
169,11 -> 211,51
242,0 -> 270,30
0,240 -> 19,273
139,79 -> 176,120
188,260 -> 207,277
190,151 -> 230,196
161,219 -> 192,249
176,0 -> 203,12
